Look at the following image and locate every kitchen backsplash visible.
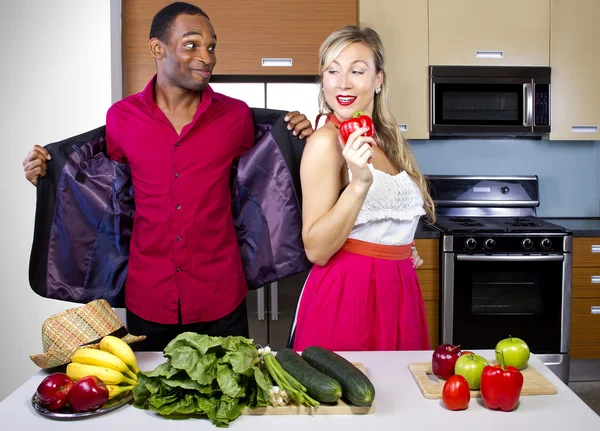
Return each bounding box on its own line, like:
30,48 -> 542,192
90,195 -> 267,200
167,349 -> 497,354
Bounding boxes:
410,138 -> 600,217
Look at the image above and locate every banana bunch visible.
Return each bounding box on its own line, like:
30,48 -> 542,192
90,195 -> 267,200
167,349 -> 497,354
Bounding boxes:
67,336 -> 141,399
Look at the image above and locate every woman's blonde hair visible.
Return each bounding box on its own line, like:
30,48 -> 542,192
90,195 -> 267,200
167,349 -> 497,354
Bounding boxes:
317,26 -> 435,222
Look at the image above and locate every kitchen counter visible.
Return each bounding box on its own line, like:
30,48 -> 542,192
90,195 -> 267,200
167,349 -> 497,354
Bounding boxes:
543,217 -> 600,237
415,220 -> 440,239
1,350 -> 599,430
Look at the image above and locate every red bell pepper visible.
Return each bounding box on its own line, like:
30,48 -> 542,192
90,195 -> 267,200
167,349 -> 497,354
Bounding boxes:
338,111 -> 375,144
480,351 -> 524,412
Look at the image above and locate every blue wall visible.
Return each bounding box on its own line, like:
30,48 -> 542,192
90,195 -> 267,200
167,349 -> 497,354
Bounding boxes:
410,139 -> 600,217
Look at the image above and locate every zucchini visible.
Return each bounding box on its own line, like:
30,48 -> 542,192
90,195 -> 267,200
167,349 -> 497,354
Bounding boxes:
275,348 -> 342,403
301,346 -> 375,407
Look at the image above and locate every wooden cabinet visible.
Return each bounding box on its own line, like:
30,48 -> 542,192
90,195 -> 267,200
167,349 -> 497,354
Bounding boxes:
415,238 -> 440,349
549,0 -> 600,141
360,0 -> 429,139
428,0 -> 550,66
122,0 -> 357,96
571,238 -> 600,358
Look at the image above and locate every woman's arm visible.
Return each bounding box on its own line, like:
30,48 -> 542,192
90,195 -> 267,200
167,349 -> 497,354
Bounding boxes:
300,126 -> 374,266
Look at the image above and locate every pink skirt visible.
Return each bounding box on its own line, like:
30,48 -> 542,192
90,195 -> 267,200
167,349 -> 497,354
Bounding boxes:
292,239 -> 430,351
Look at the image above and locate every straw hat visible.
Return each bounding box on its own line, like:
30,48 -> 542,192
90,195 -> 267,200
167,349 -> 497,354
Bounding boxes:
30,299 -> 146,369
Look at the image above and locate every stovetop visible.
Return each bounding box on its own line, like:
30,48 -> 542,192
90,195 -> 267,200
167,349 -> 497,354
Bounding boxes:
434,216 -> 567,234
427,176 -> 572,252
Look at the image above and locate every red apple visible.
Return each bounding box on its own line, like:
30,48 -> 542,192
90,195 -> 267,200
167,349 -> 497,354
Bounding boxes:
67,376 -> 110,412
432,344 -> 462,380
36,373 -> 75,410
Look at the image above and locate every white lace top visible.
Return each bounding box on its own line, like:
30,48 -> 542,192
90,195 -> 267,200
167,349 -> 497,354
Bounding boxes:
348,164 -> 426,246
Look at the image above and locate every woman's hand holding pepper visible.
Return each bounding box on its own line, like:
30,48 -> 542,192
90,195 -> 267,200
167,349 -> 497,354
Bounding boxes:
340,126 -> 377,192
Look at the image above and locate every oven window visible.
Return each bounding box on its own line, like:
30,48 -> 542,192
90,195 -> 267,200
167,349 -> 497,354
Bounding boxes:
451,257 -> 564,353
472,272 -> 543,315
434,83 -> 523,125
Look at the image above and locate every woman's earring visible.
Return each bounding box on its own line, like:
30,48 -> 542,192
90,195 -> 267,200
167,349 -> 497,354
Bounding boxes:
375,87 -> 381,95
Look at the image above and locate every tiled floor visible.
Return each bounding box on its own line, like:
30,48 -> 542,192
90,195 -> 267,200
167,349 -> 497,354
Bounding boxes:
569,381 -> 600,416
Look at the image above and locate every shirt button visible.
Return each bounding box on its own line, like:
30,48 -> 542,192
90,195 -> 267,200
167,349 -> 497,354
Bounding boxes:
177,236 -> 182,242
175,142 -> 180,147
174,172 -> 180,178
176,204 -> 181,210
176,267 -> 182,273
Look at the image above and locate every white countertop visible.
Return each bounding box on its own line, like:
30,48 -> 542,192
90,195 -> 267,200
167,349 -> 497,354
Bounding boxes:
1,350 -> 598,430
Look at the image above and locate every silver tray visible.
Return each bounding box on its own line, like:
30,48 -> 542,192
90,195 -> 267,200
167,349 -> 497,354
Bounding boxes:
31,392 -> 133,420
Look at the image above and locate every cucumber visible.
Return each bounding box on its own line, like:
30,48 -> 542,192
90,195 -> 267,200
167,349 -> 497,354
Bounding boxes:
275,348 -> 342,403
301,346 -> 375,407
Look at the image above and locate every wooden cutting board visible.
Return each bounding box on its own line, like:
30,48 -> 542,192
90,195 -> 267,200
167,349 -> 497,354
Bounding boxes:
243,363 -> 375,415
408,361 -> 557,399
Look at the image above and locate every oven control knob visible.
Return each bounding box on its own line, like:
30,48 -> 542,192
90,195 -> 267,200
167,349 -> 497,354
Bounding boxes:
484,238 -> 496,250
522,238 -> 534,250
540,238 -> 552,250
465,238 -> 477,250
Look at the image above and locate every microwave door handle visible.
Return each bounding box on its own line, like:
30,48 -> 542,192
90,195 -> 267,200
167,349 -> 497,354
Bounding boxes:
523,83 -> 533,128
431,83 -> 436,126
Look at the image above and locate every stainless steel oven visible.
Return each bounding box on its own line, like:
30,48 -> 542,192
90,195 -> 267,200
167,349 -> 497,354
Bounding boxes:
430,66 -> 550,137
442,234 -> 572,382
429,176 -> 573,383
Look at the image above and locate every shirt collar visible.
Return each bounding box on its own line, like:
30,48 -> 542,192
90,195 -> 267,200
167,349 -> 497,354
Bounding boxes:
141,74 -> 220,137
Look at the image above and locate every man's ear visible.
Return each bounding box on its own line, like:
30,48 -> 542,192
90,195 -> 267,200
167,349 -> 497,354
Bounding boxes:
149,38 -> 164,60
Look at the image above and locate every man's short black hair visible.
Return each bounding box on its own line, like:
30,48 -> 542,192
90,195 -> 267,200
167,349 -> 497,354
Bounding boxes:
149,2 -> 210,43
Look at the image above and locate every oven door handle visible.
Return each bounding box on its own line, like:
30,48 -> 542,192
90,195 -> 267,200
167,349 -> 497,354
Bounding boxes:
456,254 -> 564,262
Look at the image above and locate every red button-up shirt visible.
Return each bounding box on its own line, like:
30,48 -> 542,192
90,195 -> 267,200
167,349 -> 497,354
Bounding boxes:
106,76 -> 254,324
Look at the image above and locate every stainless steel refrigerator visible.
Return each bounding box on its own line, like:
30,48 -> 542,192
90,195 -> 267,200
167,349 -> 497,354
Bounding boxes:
247,270 -> 310,350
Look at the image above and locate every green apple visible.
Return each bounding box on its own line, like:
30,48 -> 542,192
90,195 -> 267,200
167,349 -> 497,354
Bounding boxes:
454,353 -> 489,390
495,336 -> 530,370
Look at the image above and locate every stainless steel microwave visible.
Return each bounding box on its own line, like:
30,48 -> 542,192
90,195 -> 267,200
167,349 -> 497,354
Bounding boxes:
429,66 -> 550,138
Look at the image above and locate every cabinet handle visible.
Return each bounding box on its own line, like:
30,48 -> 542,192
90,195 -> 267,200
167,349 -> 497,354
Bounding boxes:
399,124 -> 408,132
476,50 -> 504,59
571,126 -> 598,133
262,58 -> 293,67
592,245 -> 600,253
592,276 -> 600,284
592,306 -> 600,315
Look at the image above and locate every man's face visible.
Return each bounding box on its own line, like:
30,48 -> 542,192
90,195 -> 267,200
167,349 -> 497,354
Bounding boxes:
154,14 -> 217,92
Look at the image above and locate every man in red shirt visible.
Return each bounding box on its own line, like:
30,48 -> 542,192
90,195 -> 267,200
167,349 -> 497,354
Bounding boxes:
23,2 -> 314,350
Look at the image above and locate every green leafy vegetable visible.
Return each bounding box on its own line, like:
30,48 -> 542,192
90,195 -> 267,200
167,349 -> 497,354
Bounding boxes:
133,332 -> 269,428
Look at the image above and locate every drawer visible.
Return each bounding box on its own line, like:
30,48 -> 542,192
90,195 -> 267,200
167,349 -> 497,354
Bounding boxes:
414,239 -> 440,270
573,238 -> 600,267
418,269 -> 439,301
572,267 -> 600,298
570,298 -> 600,359
424,300 -> 439,349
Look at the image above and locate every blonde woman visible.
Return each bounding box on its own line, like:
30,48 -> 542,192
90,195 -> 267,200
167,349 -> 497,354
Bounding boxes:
291,26 -> 435,351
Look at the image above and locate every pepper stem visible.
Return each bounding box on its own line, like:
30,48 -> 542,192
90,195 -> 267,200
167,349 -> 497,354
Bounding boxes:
353,111 -> 363,118
497,349 -> 506,370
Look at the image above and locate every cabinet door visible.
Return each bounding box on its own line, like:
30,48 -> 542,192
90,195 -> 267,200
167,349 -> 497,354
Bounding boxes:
550,0 -> 600,141
424,300 -> 439,349
570,298 -> 600,358
360,0 -> 429,139
573,238 -> 600,268
123,0 -> 357,95
572,267 -> 600,298
414,239 -> 440,271
429,0 -> 549,66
